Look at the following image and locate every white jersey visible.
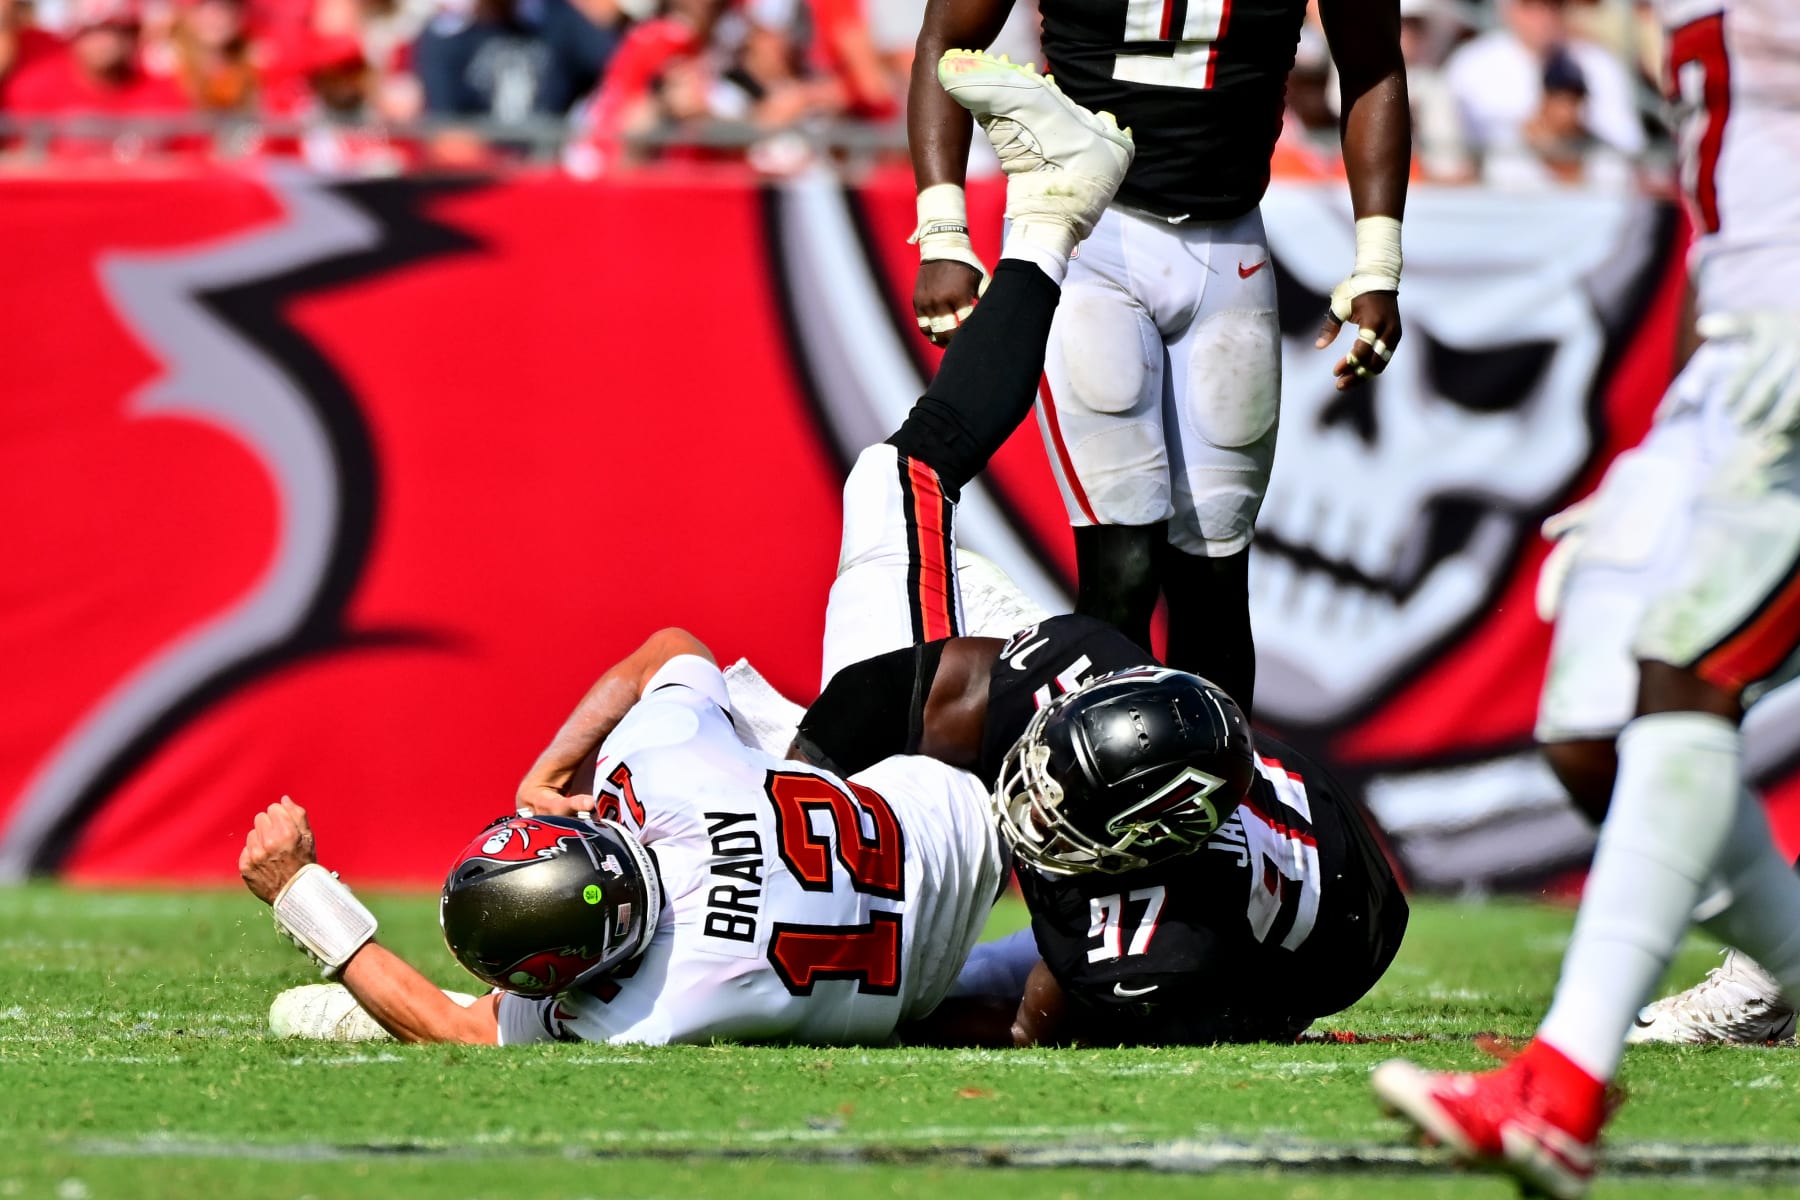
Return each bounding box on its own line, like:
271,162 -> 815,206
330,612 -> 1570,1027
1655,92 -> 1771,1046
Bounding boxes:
1660,0 -> 1800,318
496,655 -> 1005,1046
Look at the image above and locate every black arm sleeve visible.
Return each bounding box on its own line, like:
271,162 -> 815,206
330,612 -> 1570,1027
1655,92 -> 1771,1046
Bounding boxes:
793,640 -> 948,777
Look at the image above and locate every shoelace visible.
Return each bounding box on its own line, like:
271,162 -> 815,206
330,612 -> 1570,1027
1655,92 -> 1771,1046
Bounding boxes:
1656,954 -> 1783,1027
981,119 -> 1046,170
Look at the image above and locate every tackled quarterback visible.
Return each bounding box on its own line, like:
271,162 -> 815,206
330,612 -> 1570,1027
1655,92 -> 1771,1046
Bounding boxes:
244,53 -> 1407,1051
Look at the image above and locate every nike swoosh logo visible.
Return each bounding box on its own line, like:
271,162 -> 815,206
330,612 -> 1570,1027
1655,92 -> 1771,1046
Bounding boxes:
1008,636 -> 1048,671
1113,983 -> 1159,998
1238,260 -> 1268,279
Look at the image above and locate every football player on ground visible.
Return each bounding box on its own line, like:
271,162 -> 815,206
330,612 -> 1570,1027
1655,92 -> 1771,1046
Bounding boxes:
785,49 -> 1408,1048
238,54 -> 1134,1048
907,0 -> 1411,712
1371,0 -> 1800,1193
798,616 -> 1409,1047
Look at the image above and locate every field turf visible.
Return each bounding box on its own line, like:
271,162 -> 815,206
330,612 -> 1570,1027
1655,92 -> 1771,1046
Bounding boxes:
4,886 -> 1800,1199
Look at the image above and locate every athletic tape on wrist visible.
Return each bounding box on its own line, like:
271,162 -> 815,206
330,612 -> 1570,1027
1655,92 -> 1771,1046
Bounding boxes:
1329,215 -> 1403,322
910,183 -> 990,289
272,863 -> 379,979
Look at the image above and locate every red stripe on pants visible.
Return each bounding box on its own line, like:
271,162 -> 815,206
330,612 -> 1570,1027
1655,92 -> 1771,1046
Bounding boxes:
906,457 -> 957,641
1697,565 -> 1800,694
1038,375 -> 1099,524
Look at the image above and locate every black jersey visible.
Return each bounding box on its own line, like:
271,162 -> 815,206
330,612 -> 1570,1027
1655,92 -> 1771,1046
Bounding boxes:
1038,0 -> 1306,221
983,615 -> 1407,1043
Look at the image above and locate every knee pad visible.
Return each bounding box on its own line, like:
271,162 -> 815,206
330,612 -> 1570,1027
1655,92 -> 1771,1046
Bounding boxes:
1055,285 -> 1159,417
1183,307 -> 1280,449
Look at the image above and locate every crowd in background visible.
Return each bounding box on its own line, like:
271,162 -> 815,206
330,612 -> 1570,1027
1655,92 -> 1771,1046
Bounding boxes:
0,0 -> 1673,178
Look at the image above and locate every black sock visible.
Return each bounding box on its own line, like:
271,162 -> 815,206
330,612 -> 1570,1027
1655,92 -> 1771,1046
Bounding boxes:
1159,544 -> 1255,716
1072,523 -> 1165,655
887,260 -> 1062,497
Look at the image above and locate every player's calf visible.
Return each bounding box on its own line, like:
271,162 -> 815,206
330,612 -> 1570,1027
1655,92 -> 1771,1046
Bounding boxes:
1071,523 -> 1162,655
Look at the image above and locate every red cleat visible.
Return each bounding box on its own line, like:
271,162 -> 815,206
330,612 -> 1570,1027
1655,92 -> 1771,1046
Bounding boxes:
1371,1040 -> 1610,1199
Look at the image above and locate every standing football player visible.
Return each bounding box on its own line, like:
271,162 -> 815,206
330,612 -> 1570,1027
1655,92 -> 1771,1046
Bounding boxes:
243,53 -> 1136,1049
1372,0 -> 1800,1193
907,0 -> 1411,711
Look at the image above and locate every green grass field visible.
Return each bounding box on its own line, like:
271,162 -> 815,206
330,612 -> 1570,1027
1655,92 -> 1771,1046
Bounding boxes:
4,886 -> 1799,1199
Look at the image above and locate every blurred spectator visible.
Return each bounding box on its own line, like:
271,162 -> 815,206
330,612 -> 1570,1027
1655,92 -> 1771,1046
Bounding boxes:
171,0 -> 259,111
412,0 -> 553,121
529,0 -> 622,113
1270,15 -> 1341,180
1399,0 -> 1474,181
1445,0 -> 1644,157
1484,45 -> 1633,186
1285,18 -> 1335,138
0,0 -> 192,112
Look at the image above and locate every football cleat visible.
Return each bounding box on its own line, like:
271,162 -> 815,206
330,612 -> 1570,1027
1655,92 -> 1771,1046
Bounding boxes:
269,983 -> 478,1042
936,49 -> 1133,242
1627,949 -> 1799,1045
1372,1042 -> 1608,1200
954,548 -> 1050,640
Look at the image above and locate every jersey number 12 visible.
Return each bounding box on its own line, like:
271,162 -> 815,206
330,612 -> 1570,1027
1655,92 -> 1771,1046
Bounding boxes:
764,771 -> 908,998
1115,0 -> 1231,91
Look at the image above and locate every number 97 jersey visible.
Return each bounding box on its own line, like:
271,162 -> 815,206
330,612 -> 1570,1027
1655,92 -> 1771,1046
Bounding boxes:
1040,0 -> 1308,220
1016,734 -> 1409,1044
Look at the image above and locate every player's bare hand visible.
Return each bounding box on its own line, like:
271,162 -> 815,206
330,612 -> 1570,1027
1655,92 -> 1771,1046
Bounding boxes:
1316,291 -> 1401,391
914,260 -> 983,347
1010,959 -> 1066,1047
515,784 -> 596,818
239,796 -> 318,905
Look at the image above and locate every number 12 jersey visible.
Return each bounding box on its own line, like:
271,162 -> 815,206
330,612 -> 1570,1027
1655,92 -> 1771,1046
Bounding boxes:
496,656 -> 1006,1046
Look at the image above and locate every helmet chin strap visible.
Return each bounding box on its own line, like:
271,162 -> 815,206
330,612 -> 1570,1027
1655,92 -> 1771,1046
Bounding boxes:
598,818 -> 664,962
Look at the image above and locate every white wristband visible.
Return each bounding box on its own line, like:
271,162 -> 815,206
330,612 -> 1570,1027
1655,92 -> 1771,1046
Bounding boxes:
1329,215 -> 1403,322
272,863 -> 379,979
910,183 -> 990,289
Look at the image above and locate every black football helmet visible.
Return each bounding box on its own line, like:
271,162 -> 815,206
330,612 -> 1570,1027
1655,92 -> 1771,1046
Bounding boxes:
993,667 -> 1254,876
439,814 -> 663,997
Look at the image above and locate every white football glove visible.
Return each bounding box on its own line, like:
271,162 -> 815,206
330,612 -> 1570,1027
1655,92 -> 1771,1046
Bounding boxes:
910,183 -> 991,341
1696,309 -> 1800,436
1535,495 -> 1596,623
270,983 -> 478,1042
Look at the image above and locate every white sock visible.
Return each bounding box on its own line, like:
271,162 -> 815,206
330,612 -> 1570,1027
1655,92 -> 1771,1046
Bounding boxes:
1699,787 -> 1800,1000
1000,222 -> 1074,285
1539,712 -> 1741,1080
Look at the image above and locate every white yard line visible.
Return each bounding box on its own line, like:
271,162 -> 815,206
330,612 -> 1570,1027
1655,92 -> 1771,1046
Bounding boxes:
66,1131 -> 1800,1183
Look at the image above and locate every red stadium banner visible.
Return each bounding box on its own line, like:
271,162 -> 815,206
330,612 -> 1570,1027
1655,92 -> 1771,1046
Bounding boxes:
4,165 -> 1797,889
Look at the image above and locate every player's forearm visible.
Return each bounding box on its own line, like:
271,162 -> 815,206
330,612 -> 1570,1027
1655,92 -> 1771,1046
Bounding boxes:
339,943 -> 501,1044
1323,0 -> 1410,222
1338,69 -> 1411,221
908,0 -> 1013,188
518,628 -> 714,801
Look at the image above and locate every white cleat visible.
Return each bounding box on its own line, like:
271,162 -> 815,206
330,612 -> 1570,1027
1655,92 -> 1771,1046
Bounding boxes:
269,983 -> 479,1042
955,548 -> 1050,640
936,49 -> 1133,241
1627,950 -> 1798,1045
